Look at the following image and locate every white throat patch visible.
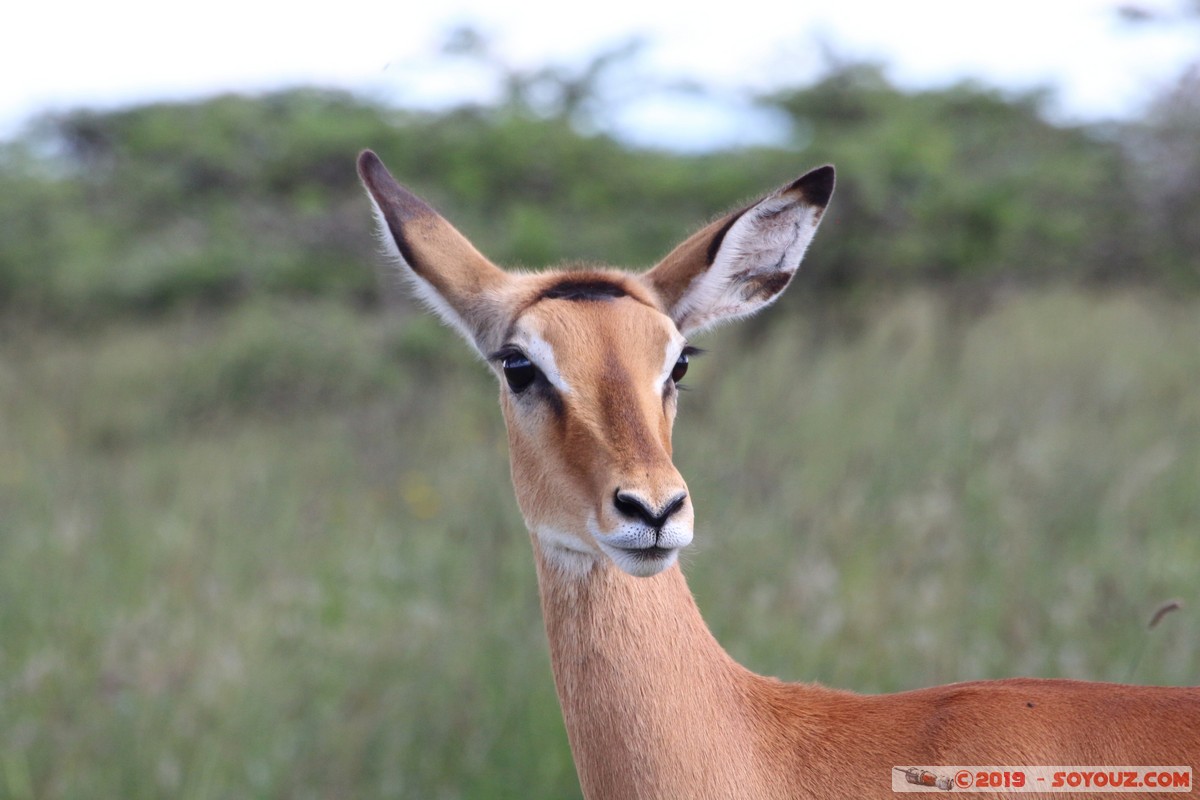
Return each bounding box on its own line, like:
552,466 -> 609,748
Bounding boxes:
533,521 -> 600,577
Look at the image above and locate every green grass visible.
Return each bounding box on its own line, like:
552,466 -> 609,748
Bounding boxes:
1,290 -> 1197,799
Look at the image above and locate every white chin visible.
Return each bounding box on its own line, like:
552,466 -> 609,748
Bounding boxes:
605,546 -> 680,577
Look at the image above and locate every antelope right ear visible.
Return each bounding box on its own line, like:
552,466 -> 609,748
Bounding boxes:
640,165 -> 834,336
357,150 -> 515,356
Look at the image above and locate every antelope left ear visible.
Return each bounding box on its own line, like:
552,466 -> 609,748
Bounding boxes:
640,165 -> 834,336
357,150 -> 515,357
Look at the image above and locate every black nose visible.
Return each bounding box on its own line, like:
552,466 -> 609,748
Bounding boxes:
613,490 -> 687,529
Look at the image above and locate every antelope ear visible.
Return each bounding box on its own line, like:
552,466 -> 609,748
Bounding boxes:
357,150 -> 514,356
640,165 -> 834,336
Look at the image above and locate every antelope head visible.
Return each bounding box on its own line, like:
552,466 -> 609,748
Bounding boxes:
358,151 -> 833,577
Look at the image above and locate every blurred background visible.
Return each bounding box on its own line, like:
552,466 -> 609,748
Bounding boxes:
1,1 -> 1198,798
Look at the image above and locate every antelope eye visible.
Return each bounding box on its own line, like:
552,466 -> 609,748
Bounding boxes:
502,354 -> 537,393
670,353 -> 689,383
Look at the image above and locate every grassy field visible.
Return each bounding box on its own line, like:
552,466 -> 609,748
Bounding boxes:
1,289 -> 1197,799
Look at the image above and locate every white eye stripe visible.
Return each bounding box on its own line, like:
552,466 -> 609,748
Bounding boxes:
523,333 -> 572,394
512,324 -> 681,396
656,333 -> 689,390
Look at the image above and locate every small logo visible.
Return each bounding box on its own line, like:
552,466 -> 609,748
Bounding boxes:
895,767 -> 954,791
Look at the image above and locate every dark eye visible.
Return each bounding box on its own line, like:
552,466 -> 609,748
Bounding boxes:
502,354 -> 537,393
670,353 -> 689,383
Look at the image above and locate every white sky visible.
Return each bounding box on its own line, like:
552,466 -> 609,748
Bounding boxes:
3,0 -> 1197,148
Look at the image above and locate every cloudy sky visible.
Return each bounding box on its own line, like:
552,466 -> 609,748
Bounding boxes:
3,0 -> 1197,147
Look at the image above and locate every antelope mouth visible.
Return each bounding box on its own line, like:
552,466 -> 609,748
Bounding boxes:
621,545 -> 675,561
604,543 -> 681,577
589,516 -> 691,576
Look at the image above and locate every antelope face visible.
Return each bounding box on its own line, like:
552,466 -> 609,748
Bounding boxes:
357,150 -> 833,579
493,277 -> 695,577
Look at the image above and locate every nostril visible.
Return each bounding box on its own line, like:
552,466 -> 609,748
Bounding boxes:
661,493 -> 687,521
613,490 -> 648,523
613,489 -> 687,529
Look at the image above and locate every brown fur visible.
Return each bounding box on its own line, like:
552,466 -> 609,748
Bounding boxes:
537,551 -> 1200,799
356,150 -> 1200,799
505,294 -> 685,532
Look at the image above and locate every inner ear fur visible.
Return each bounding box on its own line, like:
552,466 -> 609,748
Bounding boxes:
641,165 -> 834,336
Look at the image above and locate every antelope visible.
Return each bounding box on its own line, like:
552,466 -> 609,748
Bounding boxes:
356,150 -> 1200,799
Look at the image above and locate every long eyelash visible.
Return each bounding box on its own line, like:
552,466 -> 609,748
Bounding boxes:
672,346 -> 704,392
488,345 -> 525,364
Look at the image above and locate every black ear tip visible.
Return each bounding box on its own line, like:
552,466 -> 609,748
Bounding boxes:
356,149 -> 386,184
355,149 -> 436,223
790,164 -> 836,208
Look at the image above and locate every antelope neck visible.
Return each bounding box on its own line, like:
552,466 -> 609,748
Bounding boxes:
531,539 -> 779,798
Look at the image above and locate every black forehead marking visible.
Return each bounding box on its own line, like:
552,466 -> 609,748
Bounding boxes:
539,279 -> 628,302
501,275 -> 661,345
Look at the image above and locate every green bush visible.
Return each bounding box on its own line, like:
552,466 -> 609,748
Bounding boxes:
2,66 -> 1197,323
